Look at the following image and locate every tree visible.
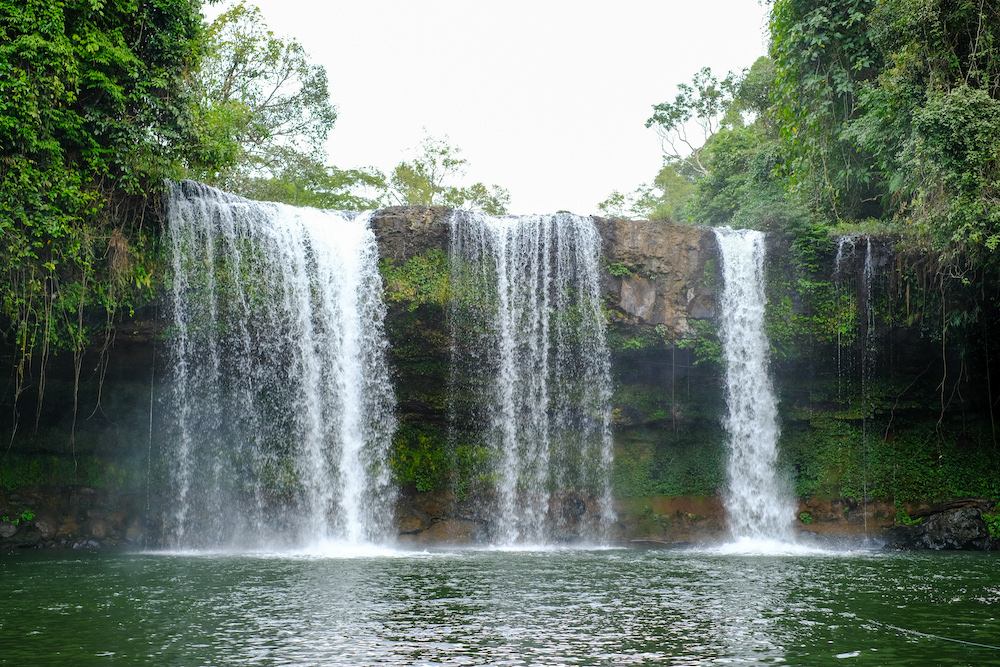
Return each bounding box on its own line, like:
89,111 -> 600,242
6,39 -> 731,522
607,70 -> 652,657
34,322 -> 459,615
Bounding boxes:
768,0 -> 1000,256
390,134 -> 510,215
621,58 -> 789,226
598,161 -> 695,220
769,0 -> 882,219
192,1 -> 338,193
847,0 -> 1000,255
241,152 -> 388,210
676,57 -> 793,228
646,67 -> 743,177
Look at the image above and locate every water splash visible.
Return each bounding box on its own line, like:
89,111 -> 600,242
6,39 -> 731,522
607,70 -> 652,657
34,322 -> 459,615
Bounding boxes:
714,536 -> 829,556
163,181 -> 395,549
714,227 -> 795,543
449,212 -> 614,545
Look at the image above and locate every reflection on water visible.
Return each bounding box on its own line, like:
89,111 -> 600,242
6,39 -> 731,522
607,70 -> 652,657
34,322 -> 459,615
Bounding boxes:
2,547 -> 998,666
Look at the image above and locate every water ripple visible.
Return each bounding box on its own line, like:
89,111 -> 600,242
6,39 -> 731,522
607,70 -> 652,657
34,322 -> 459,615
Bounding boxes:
1,548 -> 998,665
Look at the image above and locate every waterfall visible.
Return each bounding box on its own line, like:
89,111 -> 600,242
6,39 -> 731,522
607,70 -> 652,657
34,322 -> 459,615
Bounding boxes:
861,239 -> 876,533
714,228 -> 795,543
834,235 -> 858,398
163,181 -> 395,549
449,212 -> 614,545
834,234 -> 883,533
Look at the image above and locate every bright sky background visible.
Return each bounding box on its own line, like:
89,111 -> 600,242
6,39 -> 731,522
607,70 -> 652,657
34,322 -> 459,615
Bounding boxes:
205,1 -> 770,215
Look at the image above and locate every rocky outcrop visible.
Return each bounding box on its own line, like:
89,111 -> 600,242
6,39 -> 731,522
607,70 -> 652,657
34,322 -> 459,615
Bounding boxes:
795,497 -> 898,537
369,208 -> 722,340
371,206 -> 452,262
394,489 -> 488,545
398,518 -> 486,545
393,488 -> 618,545
598,217 -> 716,276
881,500 -> 995,550
597,218 -> 719,338
615,496 -> 727,545
0,487 -> 156,551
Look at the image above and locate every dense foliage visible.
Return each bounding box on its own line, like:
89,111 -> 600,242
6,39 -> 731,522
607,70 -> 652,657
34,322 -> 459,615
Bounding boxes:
851,0 -> 1000,254
3,0 -> 999,523
765,0 -> 1000,504
599,0 -> 1000,514
0,0 -> 205,439
633,0 -> 1000,260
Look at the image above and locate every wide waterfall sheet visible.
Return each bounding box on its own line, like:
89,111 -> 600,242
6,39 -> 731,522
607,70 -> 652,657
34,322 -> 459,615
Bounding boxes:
163,181 -> 395,549
448,211 -> 614,545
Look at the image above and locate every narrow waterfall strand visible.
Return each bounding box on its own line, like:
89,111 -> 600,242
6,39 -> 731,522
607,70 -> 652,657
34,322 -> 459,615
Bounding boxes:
715,227 -> 794,543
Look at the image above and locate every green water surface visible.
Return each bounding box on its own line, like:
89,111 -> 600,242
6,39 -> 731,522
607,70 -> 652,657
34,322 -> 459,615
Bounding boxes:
1,546 -> 998,665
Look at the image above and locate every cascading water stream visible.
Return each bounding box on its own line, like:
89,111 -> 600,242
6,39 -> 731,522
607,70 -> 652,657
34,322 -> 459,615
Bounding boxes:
834,234 -> 882,535
834,235 -> 857,399
163,181 -> 395,549
714,227 -> 795,544
861,239 -> 876,534
449,212 -> 614,545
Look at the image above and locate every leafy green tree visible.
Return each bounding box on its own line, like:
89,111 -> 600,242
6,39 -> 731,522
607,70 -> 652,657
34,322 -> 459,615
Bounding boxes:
682,57 -> 792,227
847,0 -> 1000,255
624,58 -> 790,227
191,1 -> 337,193
598,161 -> 695,220
769,0 -> 882,219
240,153 -> 388,210
603,66 -> 746,222
595,191 -> 631,218
686,126 -> 771,225
390,134 -> 510,215
646,67 -> 743,177
736,56 -> 777,122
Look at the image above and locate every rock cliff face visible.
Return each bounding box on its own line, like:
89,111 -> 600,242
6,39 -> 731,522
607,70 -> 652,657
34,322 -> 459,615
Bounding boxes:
2,205 -> 995,550
371,207 -> 723,340
598,217 -> 719,338
371,206 -> 452,262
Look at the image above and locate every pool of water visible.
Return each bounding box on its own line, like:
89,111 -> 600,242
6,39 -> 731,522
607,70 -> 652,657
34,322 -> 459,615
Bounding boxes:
2,544 -> 998,665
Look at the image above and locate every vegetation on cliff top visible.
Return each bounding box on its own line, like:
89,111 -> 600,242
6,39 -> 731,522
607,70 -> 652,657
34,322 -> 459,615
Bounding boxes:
618,0 -> 1000,270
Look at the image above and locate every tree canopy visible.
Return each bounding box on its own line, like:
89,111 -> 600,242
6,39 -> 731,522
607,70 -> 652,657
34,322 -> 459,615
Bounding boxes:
848,0 -> 1000,254
646,67 -> 743,178
390,134 -> 510,215
188,1 -> 386,208
629,0 -> 1000,267
191,2 -> 334,188
597,161 -> 695,221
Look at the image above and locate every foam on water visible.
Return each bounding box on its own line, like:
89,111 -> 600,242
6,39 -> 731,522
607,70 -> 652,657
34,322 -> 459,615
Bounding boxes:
713,536 -> 830,556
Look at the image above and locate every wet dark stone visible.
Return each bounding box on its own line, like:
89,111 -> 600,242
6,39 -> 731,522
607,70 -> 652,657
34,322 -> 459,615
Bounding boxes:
882,502 -> 994,550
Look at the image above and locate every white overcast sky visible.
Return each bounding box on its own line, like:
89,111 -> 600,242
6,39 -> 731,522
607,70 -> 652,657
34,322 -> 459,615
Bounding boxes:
205,1 -> 770,215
